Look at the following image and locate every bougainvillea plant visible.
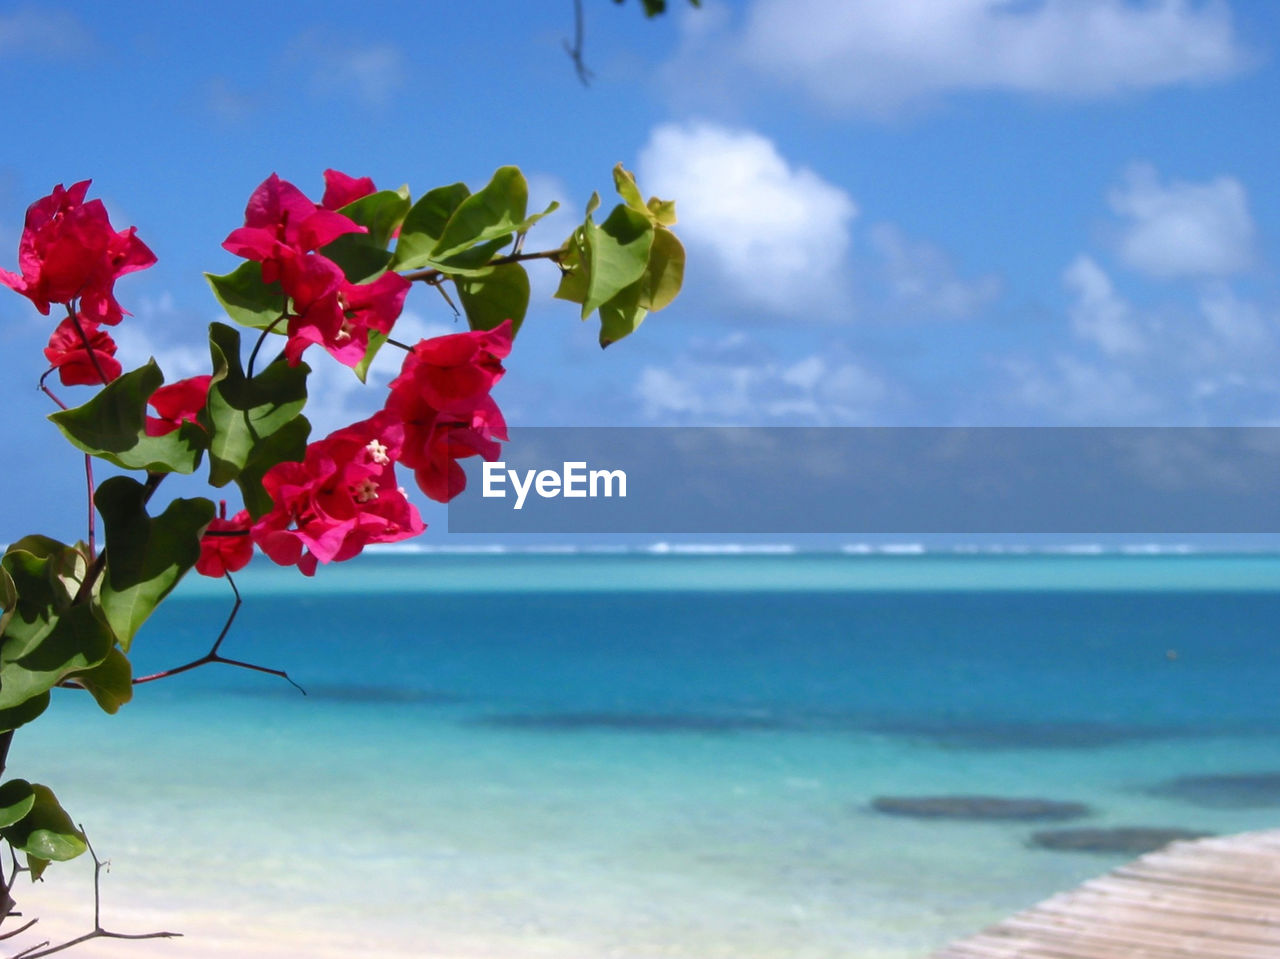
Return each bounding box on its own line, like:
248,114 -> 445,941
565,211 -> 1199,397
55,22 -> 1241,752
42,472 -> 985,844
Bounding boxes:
0,163 -> 683,954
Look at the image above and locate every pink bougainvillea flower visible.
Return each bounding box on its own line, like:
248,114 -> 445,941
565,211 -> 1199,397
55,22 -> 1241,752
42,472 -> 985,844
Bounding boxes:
407,399 -> 510,503
320,169 -> 377,211
145,375 -> 212,437
1,180 -> 155,323
196,504 -> 254,578
251,411 -> 425,576
43,314 -> 122,387
284,269 -> 410,368
385,321 -> 513,502
222,174 -> 365,283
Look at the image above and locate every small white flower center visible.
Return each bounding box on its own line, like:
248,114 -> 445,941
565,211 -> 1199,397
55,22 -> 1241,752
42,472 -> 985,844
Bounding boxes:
365,439 -> 390,465
353,478 -> 379,503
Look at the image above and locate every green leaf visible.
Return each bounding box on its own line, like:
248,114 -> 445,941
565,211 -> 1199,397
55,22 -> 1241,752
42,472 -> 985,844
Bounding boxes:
637,226 -> 685,313
431,166 -> 528,261
427,237 -> 514,278
203,323 -> 310,492
0,780 -> 35,830
27,855 -> 50,882
235,415 -> 311,518
391,182 -> 471,270
205,261 -> 286,331
1,784 -> 86,865
597,279 -> 649,348
0,565 -> 15,639
321,237 -> 394,285
353,331 -> 388,385
646,196 -> 677,227
553,229 -> 588,306
67,646 -> 133,714
95,476 -> 214,652
0,692 -> 50,734
48,362 -> 204,474
456,263 -> 531,336
1,537 -> 86,660
582,205 -> 654,317
613,163 -> 647,214
337,188 -> 411,249
0,604 -> 113,710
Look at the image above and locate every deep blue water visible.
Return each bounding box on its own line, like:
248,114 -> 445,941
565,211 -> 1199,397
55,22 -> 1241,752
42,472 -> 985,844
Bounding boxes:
128,555 -> 1280,747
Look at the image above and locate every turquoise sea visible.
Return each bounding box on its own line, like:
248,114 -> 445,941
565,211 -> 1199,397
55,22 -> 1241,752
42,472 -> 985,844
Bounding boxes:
8,552 -> 1280,958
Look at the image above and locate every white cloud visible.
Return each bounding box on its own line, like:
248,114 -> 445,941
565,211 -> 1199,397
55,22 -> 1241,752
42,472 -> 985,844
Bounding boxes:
1000,354 -> 1161,423
289,32 -> 404,107
0,8 -> 92,57
636,333 -> 887,424
1063,255 -> 1146,355
676,0 -> 1248,114
637,121 -> 857,316
1109,163 -> 1255,278
869,223 -> 1001,320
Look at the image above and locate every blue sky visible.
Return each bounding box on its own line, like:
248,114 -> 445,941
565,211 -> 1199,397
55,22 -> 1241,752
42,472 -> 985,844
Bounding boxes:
1,0 -> 1277,543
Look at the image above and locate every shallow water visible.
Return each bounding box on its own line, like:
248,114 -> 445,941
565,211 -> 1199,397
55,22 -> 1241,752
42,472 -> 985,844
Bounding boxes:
8,554 -> 1280,957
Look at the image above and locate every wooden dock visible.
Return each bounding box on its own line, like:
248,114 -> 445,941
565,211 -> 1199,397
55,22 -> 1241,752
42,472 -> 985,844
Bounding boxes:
931,829 -> 1280,958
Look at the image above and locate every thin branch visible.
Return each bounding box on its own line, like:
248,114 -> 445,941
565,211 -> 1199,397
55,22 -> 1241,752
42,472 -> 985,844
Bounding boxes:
565,0 -> 593,85
6,831 -> 180,959
64,308 -> 109,389
34,375 -> 96,559
0,918 -> 37,943
246,309 -> 288,380
131,573 -> 305,694
399,246 -> 566,286
433,281 -> 460,318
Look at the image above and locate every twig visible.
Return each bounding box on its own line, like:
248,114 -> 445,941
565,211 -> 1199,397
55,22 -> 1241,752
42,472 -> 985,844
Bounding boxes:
565,0 -> 593,85
35,376 -> 96,560
399,246 -> 566,286
6,831 -> 180,959
246,308 -> 288,380
64,308 -> 109,389
131,573 -> 305,694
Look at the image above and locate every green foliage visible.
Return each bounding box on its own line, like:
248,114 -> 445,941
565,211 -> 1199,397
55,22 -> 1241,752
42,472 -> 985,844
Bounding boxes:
0,538 -> 112,732
0,781 -> 36,830
202,323 -> 311,516
0,602 -> 112,713
1,783 -> 86,877
555,164 -> 685,346
205,261 -> 285,331
320,188 -> 411,283
95,476 -> 214,652
457,263 -> 532,335
1,536 -> 89,659
0,564 -> 15,639
66,647 -> 132,714
49,362 -> 205,474
391,167 -> 558,272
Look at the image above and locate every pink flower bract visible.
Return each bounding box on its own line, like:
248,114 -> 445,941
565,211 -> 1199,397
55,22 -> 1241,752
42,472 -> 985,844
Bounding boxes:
145,375 -> 212,437
385,321 -> 513,503
222,173 -> 365,284
251,411 -> 425,576
196,507 -> 254,578
43,315 -> 122,387
1,180 -> 155,323
321,170 -> 377,211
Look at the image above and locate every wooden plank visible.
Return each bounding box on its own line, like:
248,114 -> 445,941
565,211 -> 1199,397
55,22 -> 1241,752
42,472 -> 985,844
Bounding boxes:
931,829 -> 1280,959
